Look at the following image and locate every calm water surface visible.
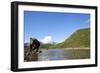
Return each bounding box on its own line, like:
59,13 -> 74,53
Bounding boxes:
38,49 -> 90,61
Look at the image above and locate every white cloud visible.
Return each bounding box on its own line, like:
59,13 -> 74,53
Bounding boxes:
41,36 -> 53,44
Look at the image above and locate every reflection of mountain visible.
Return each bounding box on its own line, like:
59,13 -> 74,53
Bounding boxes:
49,28 -> 90,48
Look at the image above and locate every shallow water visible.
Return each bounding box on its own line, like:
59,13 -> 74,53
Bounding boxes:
24,49 -> 90,62
38,49 -> 90,61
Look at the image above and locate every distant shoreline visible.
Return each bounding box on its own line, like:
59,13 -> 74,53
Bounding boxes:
39,48 -> 90,49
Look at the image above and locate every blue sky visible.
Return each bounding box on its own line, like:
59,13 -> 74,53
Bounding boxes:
24,11 -> 90,43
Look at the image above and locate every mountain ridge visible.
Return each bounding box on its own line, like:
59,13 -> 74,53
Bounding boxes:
49,28 -> 90,49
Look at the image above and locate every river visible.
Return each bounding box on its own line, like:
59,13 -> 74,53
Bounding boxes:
24,48 -> 90,62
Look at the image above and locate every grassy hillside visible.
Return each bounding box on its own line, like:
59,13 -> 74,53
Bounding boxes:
49,28 -> 90,48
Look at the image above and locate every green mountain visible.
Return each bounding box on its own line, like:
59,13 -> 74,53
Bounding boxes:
49,28 -> 90,49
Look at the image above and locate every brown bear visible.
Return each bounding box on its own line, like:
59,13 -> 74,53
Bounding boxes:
29,38 -> 40,53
